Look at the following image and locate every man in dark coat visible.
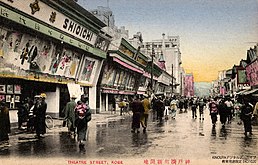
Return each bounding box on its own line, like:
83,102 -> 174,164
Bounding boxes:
0,100 -> 11,143
240,98 -> 253,137
34,93 -> 47,138
218,98 -> 227,128
17,98 -> 30,130
64,95 -> 77,136
131,95 -> 144,133
156,96 -> 165,123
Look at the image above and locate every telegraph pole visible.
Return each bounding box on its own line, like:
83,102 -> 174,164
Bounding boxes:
171,63 -> 173,95
151,43 -> 154,94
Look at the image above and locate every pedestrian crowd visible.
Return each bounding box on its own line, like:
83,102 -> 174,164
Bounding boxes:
1,91 -> 257,150
119,94 -> 257,139
0,93 -> 92,152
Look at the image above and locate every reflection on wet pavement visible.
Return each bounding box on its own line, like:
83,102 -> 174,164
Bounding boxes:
0,108 -> 257,162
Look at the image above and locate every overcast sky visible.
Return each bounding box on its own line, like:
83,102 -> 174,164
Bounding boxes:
78,0 -> 258,82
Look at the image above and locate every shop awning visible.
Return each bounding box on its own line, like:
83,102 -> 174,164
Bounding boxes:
113,57 -> 144,74
243,88 -> 258,95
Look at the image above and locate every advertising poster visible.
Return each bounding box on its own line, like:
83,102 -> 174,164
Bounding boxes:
0,1 -> 257,165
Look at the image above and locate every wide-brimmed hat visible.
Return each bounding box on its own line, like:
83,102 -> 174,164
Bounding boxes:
40,93 -> 47,98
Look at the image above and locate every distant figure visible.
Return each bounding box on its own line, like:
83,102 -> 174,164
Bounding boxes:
209,98 -> 218,127
190,97 -> 198,119
198,98 -> 205,120
224,97 -> 234,124
118,98 -> 127,116
141,94 -> 151,133
156,96 -> 165,123
0,100 -> 11,143
170,97 -> 178,119
218,98 -> 227,128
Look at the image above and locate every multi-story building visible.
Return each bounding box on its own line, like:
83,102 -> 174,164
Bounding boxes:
0,0 -> 112,122
141,34 -> 183,96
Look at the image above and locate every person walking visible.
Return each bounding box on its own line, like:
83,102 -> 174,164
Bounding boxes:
224,97 -> 234,124
118,98 -> 127,116
75,95 -> 91,150
156,96 -> 165,123
198,98 -> 205,120
240,97 -> 253,137
17,97 -> 30,130
170,96 -> 178,119
0,100 -> 11,144
183,97 -> 189,112
151,96 -> 158,121
178,97 -> 184,113
130,95 -> 144,133
164,96 -> 171,119
234,98 -> 242,125
218,98 -> 227,128
34,93 -> 47,138
64,95 -> 77,137
209,98 -> 218,127
190,97 -> 198,119
141,94 -> 151,133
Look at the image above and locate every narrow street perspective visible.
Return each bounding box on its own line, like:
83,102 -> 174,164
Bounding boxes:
0,0 -> 258,165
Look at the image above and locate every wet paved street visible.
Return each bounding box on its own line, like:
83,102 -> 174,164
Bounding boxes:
0,108 -> 257,165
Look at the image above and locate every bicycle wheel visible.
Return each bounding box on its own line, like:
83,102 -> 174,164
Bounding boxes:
45,115 -> 54,129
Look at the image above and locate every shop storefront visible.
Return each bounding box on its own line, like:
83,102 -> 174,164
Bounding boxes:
99,38 -> 148,112
0,0 -> 110,122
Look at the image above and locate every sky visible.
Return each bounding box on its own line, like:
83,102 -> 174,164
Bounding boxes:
78,0 -> 258,82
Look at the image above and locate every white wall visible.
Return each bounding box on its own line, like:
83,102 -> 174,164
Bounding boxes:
45,87 -> 60,114
89,86 -> 96,113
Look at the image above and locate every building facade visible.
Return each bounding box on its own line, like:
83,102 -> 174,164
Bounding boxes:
0,0 -> 111,122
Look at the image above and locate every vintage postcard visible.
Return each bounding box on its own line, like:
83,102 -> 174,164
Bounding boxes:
0,0 -> 257,165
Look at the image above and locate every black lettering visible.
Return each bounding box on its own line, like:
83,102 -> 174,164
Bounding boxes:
63,18 -> 69,29
68,21 -> 74,31
82,29 -> 87,38
86,32 -> 92,41
72,23 -> 77,33
75,25 -> 81,35
79,27 -> 84,36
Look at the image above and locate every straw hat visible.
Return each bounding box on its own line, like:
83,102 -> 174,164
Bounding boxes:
40,93 -> 47,98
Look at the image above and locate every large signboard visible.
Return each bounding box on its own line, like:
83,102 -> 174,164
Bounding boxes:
246,59 -> 258,86
1,0 -> 97,46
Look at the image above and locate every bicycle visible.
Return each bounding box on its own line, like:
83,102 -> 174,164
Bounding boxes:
45,114 -> 54,129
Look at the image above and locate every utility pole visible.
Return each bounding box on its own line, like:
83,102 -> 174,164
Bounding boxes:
171,64 -> 173,95
151,43 -> 154,94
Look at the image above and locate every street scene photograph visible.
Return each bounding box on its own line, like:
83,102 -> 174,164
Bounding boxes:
0,0 -> 257,165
